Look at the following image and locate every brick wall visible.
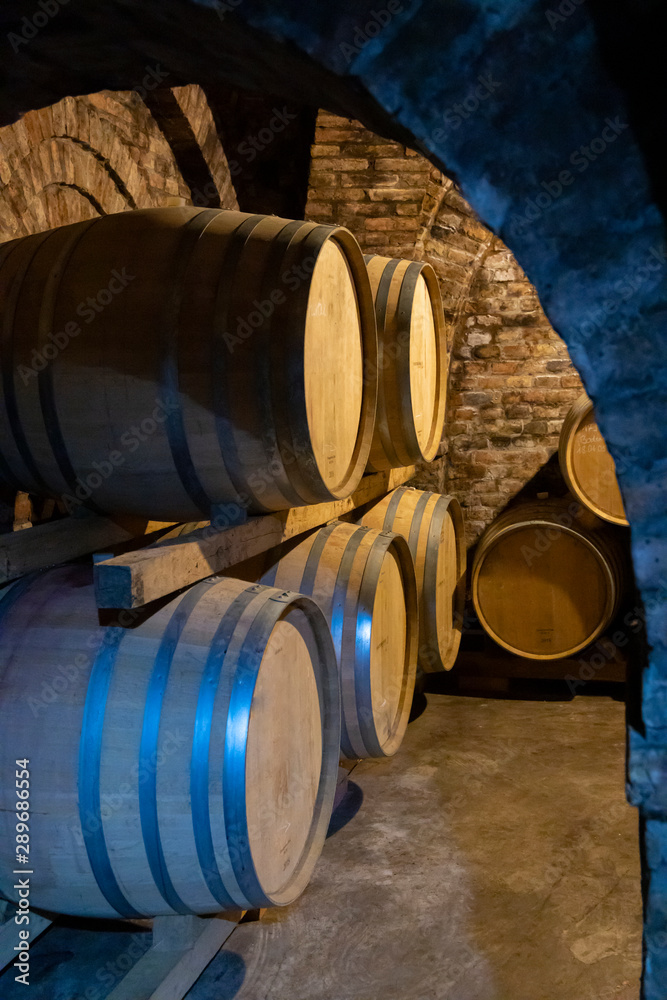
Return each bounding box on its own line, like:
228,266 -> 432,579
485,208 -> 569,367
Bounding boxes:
449,241 -> 584,541
0,85 -> 237,242
306,112 -> 584,543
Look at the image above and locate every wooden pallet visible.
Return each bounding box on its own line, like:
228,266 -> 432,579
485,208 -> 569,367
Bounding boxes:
94,466 -> 416,611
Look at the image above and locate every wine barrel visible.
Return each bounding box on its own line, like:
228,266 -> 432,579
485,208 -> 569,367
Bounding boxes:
0,207 -> 377,520
471,501 -> 625,660
364,255 -> 448,471
0,567 -> 339,918
232,521 -> 418,759
559,394 -> 628,525
359,487 -> 466,672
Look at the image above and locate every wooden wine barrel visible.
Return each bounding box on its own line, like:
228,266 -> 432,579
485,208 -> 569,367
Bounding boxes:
0,567 -> 339,918
364,255 -> 448,471
471,501 -> 625,660
0,207 -> 377,521
359,488 -> 466,672
559,394 -> 628,525
231,521 -> 418,759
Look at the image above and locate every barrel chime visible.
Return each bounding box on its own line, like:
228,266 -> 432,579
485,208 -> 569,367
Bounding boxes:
0,207 -> 462,919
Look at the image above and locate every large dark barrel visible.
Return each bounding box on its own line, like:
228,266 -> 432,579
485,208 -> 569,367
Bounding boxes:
0,568 -> 340,918
559,393 -> 628,526
364,255 -> 448,471
0,207 -> 377,520
230,521 -> 418,760
472,501 -> 625,660
359,488 -> 466,672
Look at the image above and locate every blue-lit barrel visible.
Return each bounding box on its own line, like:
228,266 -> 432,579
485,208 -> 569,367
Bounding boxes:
230,521 -> 418,760
0,567 -> 339,918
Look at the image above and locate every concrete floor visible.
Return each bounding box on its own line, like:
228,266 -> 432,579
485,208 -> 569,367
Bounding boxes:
0,687 -> 643,1000
188,687 -> 642,1000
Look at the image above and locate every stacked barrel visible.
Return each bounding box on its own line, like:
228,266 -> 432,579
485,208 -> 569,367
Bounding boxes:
0,207 -> 463,919
472,394 -> 630,661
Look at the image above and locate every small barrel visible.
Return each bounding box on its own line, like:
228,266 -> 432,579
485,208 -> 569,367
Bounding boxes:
0,568 -> 339,918
232,521 -> 418,760
471,501 -> 625,660
0,207 -> 377,520
364,255 -> 448,471
559,394 -> 628,525
359,487 -> 466,672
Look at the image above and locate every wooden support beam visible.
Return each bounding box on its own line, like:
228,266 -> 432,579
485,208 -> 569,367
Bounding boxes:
0,909 -> 52,974
0,514 -> 177,585
94,467 -> 416,611
106,912 -> 243,1000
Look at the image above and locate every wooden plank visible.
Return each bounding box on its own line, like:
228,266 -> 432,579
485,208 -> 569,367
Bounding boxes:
0,911 -> 52,974
106,913 -> 242,1000
0,513 -> 177,584
95,467 -> 416,610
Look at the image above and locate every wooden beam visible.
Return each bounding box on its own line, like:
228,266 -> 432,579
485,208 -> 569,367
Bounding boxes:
95,467 -> 416,610
0,911 -> 52,974
0,514 -> 177,584
106,913 -> 242,1000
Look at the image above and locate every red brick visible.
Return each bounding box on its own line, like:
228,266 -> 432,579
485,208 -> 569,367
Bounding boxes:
365,217 -> 420,231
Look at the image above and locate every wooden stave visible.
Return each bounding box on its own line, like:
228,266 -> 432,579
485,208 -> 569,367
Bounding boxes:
0,207 -> 378,521
471,500 -> 625,661
364,255 -> 448,472
360,487 -> 466,672
559,394 -> 628,526
230,521 -> 419,760
0,567 -> 340,918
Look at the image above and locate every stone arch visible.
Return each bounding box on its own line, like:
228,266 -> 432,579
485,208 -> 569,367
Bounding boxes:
0,87 -> 237,242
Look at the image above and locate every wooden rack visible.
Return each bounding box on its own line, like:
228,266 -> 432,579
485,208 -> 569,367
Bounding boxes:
0,469 -> 416,613
93,466 -> 415,611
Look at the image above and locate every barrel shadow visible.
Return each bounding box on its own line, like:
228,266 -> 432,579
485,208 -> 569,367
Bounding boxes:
327,781 -> 364,838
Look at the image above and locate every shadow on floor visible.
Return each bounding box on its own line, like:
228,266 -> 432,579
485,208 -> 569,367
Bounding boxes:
422,672 -> 626,704
327,781 -> 364,838
184,949 -> 246,999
